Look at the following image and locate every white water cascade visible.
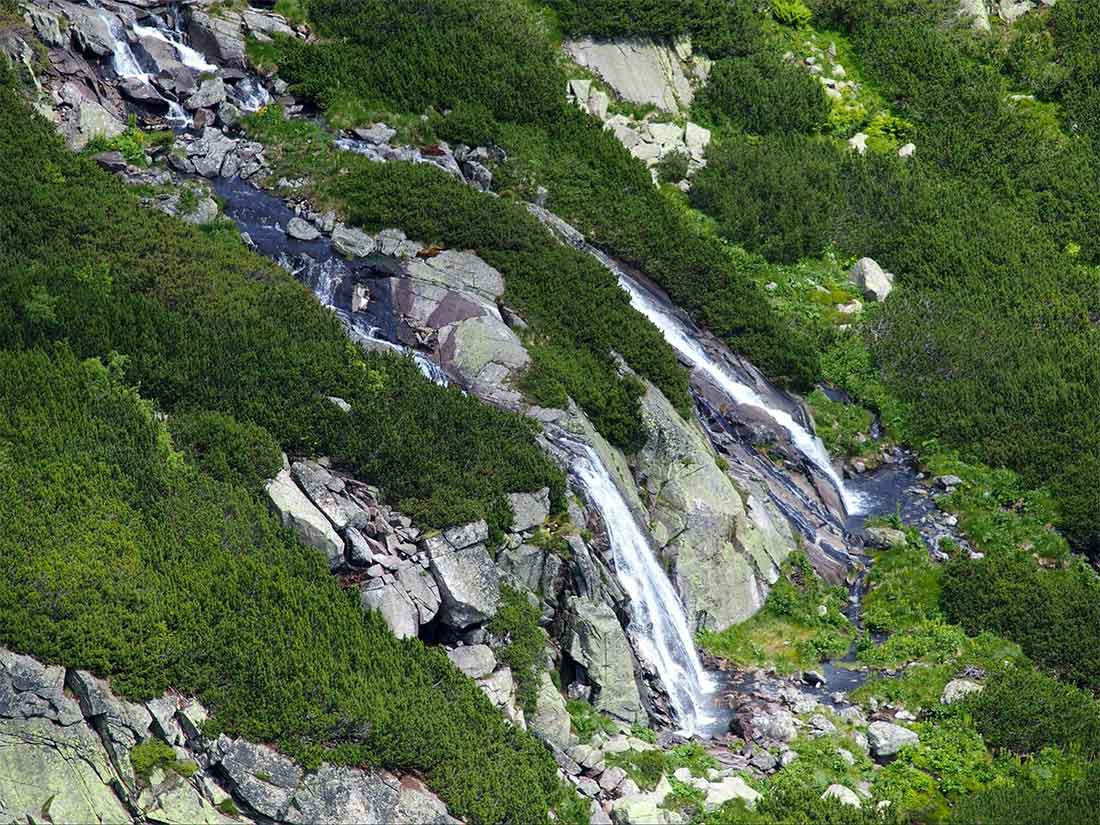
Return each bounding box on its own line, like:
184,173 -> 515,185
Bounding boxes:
568,441 -> 716,734
133,21 -> 218,73
563,232 -> 864,514
617,271 -> 865,515
96,12 -> 190,125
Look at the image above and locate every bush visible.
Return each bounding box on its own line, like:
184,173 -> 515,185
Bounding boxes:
696,54 -> 831,135
0,87 -> 564,539
489,586 -> 546,714
950,762 -> 1100,825
168,410 -> 282,490
941,553 -> 1100,690
0,347 -> 566,824
655,150 -> 690,183
691,134 -> 843,263
965,667 -> 1100,758
275,0 -> 563,124
771,0 -> 813,28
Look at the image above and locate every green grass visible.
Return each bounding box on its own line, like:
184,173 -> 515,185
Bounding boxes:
861,540 -> 943,634
701,554 -> 854,674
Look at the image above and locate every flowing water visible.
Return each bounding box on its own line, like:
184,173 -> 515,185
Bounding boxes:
565,441 -> 717,734
133,21 -> 218,73
96,11 -> 191,125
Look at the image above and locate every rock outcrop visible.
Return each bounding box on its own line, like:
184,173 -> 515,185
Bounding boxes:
567,597 -> 646,723
564,38 -> 698,112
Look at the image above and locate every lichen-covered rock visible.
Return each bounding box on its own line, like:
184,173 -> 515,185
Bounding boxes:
849,257 -> 894,302
941,679 -> 983,705
529,672 -> 574,750
636,383 -> 791,632
506,487 -> 551,533
867,721 -> 920,758
0,716 -> 131,824
284,764 -> 399,825
214,737 -> 303,820
446,645 -> 497,679
567,596 -> 645,723
425,524 -> 500,628
1,649 -> 83,726
265,468 -> 344,568
564,38 -> 694,112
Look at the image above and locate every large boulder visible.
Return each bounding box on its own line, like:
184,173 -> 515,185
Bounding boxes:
395,776 -> 461,824
567,597 -> 645,723
529,672 -> 573,750
425,522 -> 501,627
507,487 -> 551,533
360,579 -> 419,639
1,649 -> 83,727
941,679 -> 983,705
849,257 -> 894,302
70,101 -> 126,151
332,224 -> 377,258
867,721 -> 920,758
265,468 -> 345,569
185,76 -> 226,111
397,563 -> 442,625
187,10 -> 247,67
283,764 -> 400,825
0,716 -> 131,824
214,737 -> 303,820
446,645 -> 497,679
564,38 -> 694,112
822,784 -> 861,808
636,383 -> 791,631
498,544 -> 547,593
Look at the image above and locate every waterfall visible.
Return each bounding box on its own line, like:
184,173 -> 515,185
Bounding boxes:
617,272 -> 865,515
133,21 -> 218,73
95,11 -> 191,126
567,441 -> 716,734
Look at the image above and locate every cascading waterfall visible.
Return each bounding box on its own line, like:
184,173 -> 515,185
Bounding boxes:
580,243 -> 865,515
133,21 -> 218,73
95,11 -> 190,125
567,441 -> 716,734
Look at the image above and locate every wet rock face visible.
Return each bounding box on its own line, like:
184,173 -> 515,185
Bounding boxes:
635,383 -> 792,633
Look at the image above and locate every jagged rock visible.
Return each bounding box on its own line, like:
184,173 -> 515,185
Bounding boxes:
683,122 -> 711,154
185,76 -> 227,111
636,383 -> 790,631
138,768 -> 234,824
567,597 -> 645,723
146,696 -> 185,746
182,197 -> 219,226
529,672 -> 573,750
397,563 -> 442,625
425,523 -> 500,628
218,102 -> 243,130
588,90 -> 610,120
867,721 -> 919,758
177,699 -> 208,745
71,101 -> 126,151
332,224 -> 377,258
941,679 -> 983,705
395,776 -> 461,824
265,468 -> 345,568
446,645 -> 497,679
507,487 -> 551,533
849,257 -> 894,302
959,0 -> 992,31
823,784 -> 861,808
1,650 -> 83,727
290,460 -> 363,531
0,716 -> 131,824
498,544 -> 546,593
66,6 -> 115,58
565,38 -> 694,112
25,7 -> 67,48
360,579 -> 419,639
286,216 -> 320,241
187,10 -> 247,67
599,765 -> 627,792
476,667 -> 526,729
865,526 -> 907,548
284,763 -> 399,824
215,737 -> 303,820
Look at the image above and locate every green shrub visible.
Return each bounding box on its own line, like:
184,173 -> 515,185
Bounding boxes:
539,0 -> 763,58
771,0 -> 813,28
168,410 -> 282,490
950,762 -> 1100,825
489,586 -> 546,714
0,348 -> 565,824
128,739 -> 197,781
941,553 -> 1100,690
965,667 -> 1100,758
655,150 -> 690,184
566,699 -> 617,743
696,54 -> 830,135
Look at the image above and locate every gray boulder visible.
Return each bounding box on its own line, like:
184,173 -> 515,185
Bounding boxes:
567,597 -> 645,723
214,737 -> 303,820
397,563 -> 442,625
867,721 -> 920,758
71,101 -> 126,151
425,524 -> 500,628
290,460 -> 363,531
287,217 -> 321,241
564,37 -> 693,112
0,716 -> 131,824
360,579 -> 419,639
753,710 -> 798,743
332,224 -> 377,258
941,679 -> 983,705
396,776 -> 461,824
507,488 -> 551,533
822,784 -> 861,808
26,8 -> 67,47
1,649 -> 83,727
185,76 -> 227,111
959,0 -> 992,31
284,764 -> 399,825
529,672 -> 573,750
187,10 -> 247,67
265,468 -> 345,568
849,257 -> 894,302
446,645 -> 497,679
498,544 -> 546,593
